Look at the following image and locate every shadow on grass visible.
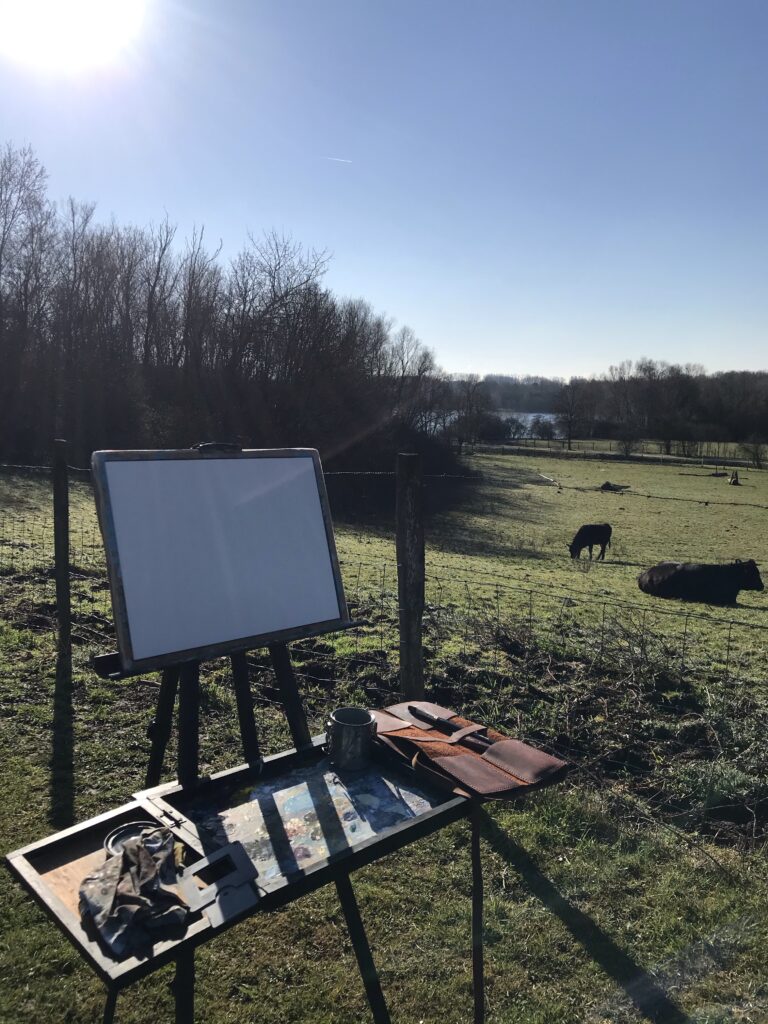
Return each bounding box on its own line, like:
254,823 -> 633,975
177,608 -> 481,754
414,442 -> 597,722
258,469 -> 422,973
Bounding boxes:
481,811 -> 690,1024
591,559 -> 651,569
736,601 -> 768,612
430,488 -> 552,562
334,467 -> 553,562
49,650 -> 74,829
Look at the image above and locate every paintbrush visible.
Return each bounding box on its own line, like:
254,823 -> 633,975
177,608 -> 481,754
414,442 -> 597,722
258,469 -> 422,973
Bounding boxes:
406,705 -> 493,753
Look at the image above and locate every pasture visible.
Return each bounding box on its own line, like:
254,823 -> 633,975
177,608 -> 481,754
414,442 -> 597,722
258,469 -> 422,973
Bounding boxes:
333,452 -> 768,686
1,453 -> 768,1023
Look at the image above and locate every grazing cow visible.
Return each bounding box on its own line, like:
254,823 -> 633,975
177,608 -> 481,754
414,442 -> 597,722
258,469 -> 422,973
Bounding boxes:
638,559 -> 764,606
568,523 -> 612,560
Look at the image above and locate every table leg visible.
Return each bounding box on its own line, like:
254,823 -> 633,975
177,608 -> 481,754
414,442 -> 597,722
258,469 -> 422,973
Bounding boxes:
172,946 -> 195,1024
471,806 -> 485,1024
335,873 -> 391,1024
102,988 -> 117,1024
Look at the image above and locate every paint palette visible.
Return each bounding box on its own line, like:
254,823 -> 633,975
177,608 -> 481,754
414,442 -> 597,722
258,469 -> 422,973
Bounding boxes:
182,759 -> 440,885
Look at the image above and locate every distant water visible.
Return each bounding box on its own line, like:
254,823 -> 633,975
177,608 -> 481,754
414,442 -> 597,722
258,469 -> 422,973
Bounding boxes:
495,410 -> 557,424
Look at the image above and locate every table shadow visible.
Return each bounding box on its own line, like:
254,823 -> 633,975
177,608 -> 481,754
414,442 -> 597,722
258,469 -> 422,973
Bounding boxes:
480,811 -> 690,1024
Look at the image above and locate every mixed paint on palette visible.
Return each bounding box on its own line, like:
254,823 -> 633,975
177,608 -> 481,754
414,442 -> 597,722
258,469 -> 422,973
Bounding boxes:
184,759 -> 440,887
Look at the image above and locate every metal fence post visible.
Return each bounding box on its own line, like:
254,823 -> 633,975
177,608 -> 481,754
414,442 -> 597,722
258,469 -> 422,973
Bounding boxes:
396,453 -> 425,699
598,603 -> 606,668
723,622 -> 733,684
680,614 -> 690,676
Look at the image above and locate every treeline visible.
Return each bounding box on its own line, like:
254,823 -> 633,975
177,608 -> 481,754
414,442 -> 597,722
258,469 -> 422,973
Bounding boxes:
483,374 -> 564,412
481,363 -> 768,452
3,144 -> 766,470
551,361 -> 768,452
0,143 -> 457,471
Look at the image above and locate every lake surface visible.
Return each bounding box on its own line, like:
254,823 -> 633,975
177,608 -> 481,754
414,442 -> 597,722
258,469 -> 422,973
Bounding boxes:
495,410 -> 557,424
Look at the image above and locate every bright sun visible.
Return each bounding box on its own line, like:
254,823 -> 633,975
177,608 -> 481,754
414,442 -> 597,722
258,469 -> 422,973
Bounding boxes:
0,0 -> 146,73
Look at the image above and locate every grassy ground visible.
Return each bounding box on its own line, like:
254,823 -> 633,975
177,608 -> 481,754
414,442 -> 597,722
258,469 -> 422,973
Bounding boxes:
487,438 -> 753,464
1,455 -> 768,1023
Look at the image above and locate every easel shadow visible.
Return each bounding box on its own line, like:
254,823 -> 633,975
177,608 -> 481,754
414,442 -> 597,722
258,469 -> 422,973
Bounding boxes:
480,812 -> 690,1024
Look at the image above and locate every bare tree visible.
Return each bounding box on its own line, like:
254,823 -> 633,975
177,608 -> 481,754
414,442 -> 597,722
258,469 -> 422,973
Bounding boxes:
554,378 -> 588,449
739,439 -> 766,469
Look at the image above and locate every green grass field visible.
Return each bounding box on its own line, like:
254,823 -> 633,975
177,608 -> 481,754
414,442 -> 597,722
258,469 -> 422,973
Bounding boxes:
1,454 -> 768,1023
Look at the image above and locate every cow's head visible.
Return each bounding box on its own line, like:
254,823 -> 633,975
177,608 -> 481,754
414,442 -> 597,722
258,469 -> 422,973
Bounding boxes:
567,542 -> 579,559
736,559 -> 764,591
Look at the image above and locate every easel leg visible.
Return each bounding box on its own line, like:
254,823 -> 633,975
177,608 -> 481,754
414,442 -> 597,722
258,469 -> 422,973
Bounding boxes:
178,662 -> 200,788
172,947 -> 195,1023
230,652 -> 261,765
268,643 -> 312,751
145,666 -> 180,788
335,873 -> 391,1024
471,806 -> 485,1024
102,988 -> 117,1024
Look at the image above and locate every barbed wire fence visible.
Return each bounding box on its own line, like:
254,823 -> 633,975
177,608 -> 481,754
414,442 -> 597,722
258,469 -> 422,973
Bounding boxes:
2,463 -> 765,662
3,458 -> 768,843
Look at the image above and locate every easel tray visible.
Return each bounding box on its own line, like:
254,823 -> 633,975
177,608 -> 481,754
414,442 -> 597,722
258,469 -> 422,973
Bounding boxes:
7,742 -> 468,991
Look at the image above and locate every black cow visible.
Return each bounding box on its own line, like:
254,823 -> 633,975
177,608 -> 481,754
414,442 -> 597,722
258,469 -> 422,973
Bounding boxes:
568,523 -> 612,560
638,559 -> 764,606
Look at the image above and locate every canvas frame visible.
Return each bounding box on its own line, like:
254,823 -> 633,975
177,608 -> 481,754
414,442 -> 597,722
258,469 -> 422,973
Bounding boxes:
91,447 -> 350,674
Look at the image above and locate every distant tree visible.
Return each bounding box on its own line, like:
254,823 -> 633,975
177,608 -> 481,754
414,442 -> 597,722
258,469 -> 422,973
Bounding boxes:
0,143 -> 50,455
475,412 -> 510,442
482,373 -> 564,413
504,415 -> 526,440
449,374 -> 491,448
554,378 -> 589,449
617,422 -> 641,457
530,415 -> 555,441
739,439 -> 766,469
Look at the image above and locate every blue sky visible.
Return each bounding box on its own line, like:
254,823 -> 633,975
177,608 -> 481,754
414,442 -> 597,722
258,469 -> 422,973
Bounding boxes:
1,0 -> 766,378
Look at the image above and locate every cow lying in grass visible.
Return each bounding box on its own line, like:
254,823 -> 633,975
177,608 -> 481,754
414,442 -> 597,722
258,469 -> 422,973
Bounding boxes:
568,523 -> 612,560
637,559 -> 764,606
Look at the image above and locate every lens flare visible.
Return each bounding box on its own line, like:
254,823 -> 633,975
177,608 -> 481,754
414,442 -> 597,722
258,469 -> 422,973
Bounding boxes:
0,0 -> 146,72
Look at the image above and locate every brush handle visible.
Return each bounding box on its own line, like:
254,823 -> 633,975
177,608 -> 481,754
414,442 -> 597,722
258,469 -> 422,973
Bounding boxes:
406,705 -> 493,752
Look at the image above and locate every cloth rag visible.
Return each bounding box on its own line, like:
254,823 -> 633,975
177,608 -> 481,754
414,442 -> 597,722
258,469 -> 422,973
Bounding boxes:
79,826 -> 188,956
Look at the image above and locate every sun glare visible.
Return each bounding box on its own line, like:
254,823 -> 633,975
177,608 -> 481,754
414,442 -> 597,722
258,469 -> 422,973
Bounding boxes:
0,0 -> 146,73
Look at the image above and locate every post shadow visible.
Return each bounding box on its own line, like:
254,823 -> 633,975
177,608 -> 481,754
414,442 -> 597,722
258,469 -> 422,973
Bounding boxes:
305,769 -> 352,860
479,811 -> 690,1024
49,651 -> 75,828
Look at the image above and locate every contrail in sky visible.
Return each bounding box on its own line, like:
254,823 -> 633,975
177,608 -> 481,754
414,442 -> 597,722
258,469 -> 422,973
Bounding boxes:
324,157 -> 353,163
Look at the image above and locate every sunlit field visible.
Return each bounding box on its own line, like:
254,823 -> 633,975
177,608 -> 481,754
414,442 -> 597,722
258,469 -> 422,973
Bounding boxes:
2,453 -> 768,1023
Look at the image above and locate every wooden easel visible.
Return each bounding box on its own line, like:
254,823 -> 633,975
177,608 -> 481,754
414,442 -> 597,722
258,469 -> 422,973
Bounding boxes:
84,445 -> 484,1024
94,639 -> 323,788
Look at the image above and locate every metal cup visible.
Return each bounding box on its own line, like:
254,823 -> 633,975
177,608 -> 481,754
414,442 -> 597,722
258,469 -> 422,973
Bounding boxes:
325,706 -> 376,771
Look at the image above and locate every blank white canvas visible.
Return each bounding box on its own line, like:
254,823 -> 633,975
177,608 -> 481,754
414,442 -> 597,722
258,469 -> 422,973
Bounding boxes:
103,455 -> 343,662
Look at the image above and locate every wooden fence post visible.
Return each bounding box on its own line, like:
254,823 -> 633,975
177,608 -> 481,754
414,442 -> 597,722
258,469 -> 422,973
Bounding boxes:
53,439 -> 71,663
396,453 -> 425,700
